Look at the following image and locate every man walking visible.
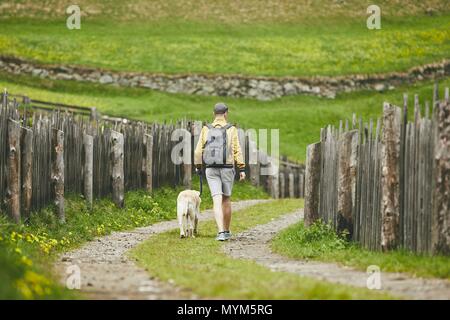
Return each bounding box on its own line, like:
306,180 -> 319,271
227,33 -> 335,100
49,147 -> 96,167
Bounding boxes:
194,103 -> 246,241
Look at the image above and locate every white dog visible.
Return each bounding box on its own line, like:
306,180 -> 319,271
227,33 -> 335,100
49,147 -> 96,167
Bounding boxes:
177,190 -> 201,238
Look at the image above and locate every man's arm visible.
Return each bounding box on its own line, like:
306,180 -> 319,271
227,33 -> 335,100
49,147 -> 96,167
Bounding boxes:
194,126 -> 207,169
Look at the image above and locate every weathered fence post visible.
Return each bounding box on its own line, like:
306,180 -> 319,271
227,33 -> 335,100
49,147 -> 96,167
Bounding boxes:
336,130 -> 358,236
144,134 -> 153,193
380,103 -> 402,251
274,173 -> 279,199
7,119 -> 21,223
431,100 -> 450,255
83,134 -> 93,209
182,164 -> 192,188
111,131 -> 125,208
279,170 -> 286,198
298,172 -> 304,198
288,171 -> 295,198
21,127 -> 33,219
304,142 -> 321,227
182,125 -> 192,189
52,129 -> 65,223
269,158 -> 279,199
248,139 -> 260,186
433,82 -> 439,107
90,107 -> 99,122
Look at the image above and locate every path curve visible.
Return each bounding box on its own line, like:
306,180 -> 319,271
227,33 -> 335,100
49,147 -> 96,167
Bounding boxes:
56,199 -> 270,300
223,209 -> 450,300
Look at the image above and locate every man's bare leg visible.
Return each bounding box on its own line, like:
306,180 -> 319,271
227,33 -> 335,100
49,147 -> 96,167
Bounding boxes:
213,194 -> 224,232
222,195 -> 232,232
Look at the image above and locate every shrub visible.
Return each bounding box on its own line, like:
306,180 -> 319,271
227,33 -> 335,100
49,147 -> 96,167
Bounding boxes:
276,220 -> 349,258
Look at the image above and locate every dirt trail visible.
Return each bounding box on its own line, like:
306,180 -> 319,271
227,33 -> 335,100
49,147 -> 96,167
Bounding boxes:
223,209 -> 450,300
56,199 -> 270,300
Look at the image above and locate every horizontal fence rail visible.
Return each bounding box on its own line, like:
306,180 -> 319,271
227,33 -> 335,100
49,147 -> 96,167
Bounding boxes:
304,85 -> 450,255
0,91 -> 303,223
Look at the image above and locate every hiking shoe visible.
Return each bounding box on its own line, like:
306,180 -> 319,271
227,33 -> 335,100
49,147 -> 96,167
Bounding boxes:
224,231 -> 232,240
215,232 -> 227,241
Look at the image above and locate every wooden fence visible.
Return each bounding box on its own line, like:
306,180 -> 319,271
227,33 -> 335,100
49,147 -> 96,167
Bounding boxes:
1,91 -> 303,223
304,85 -> 450,255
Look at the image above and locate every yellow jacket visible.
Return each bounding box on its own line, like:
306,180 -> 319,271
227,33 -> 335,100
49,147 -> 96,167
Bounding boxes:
194,116 -> 246,171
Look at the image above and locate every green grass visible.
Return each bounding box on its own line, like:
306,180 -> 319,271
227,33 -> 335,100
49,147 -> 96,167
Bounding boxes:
272,220 -> 450,280
3,1 -> 448,22
0,11 -> 448,76
2,72 -> 449,162
131,199 -> 393,299
0,241 -> 73,299
0,178 -> 267,299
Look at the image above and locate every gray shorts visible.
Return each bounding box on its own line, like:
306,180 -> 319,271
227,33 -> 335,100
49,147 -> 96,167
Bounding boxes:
205,167 -> 235,197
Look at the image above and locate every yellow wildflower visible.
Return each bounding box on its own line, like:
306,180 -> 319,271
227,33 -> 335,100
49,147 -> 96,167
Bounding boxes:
21,256 -> 33,267
15,279 -> 33,299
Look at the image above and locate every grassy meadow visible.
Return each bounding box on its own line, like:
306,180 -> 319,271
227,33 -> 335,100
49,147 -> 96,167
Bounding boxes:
1,72 -> 449,161
0,1 -> 448,76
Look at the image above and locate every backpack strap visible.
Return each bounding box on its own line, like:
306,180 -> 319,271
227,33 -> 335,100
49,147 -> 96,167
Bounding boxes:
220,123 -> 233,165
202,124 -> 215,149
205,123 -> 233,130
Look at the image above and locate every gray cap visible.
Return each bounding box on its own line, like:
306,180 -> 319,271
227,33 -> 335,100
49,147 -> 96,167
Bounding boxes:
214,102 -> 228,114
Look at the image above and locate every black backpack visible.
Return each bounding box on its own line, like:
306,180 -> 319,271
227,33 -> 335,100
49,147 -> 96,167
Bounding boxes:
203,123 -> 233,166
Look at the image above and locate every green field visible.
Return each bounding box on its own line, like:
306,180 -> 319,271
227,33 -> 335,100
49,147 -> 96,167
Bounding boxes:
0,1 -> 448,76
1,72 -> 449,162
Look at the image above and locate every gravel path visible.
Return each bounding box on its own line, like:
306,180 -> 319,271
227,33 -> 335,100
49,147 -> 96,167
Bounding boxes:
223,209 -> 450,300
55,199 -> 270,300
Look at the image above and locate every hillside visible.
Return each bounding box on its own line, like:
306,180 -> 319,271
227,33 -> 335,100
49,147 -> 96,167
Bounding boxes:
0,1 -> 448,76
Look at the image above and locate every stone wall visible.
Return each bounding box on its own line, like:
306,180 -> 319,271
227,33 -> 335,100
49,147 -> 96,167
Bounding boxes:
1,56 -> 448,101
